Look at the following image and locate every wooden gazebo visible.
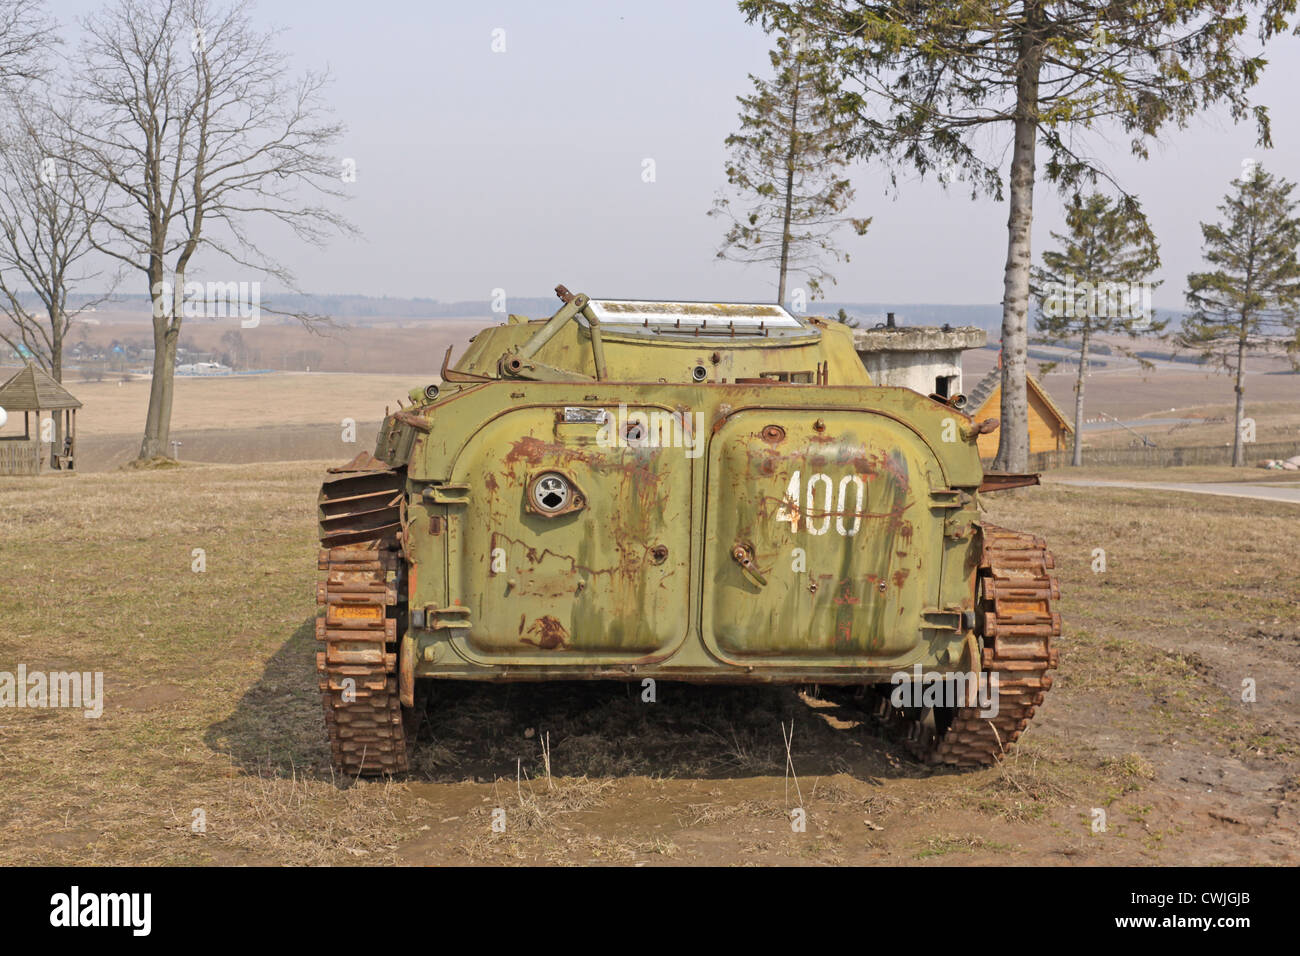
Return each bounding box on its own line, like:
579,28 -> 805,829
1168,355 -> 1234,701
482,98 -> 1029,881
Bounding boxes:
0,362 -> 82,475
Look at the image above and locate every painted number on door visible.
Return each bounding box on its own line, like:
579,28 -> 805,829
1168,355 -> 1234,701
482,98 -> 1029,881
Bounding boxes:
774,470 -> 865,536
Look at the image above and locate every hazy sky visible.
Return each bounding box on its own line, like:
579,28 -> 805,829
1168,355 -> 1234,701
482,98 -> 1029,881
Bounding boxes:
51,0 -> 1300,311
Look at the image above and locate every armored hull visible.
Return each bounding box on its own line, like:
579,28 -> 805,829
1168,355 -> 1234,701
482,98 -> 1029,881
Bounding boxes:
315,289 -> 1059,775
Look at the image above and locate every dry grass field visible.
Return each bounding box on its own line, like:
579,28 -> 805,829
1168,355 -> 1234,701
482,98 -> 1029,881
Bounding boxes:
51,373 -> 418,435
1079,400 -> 1300,451
0,318 -> 498,471
0,372 -> 427,472
0,462 -> 1296,866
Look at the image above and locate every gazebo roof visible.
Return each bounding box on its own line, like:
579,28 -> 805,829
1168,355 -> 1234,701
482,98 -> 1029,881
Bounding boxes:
0,362 -> 83,410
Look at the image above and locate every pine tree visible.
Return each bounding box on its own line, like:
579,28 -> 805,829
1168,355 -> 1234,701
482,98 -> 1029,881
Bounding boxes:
1033,194 -> 1164,465
741,0 -> 1297,471
1179,165 -> 1300,467
710,35 -> 870,305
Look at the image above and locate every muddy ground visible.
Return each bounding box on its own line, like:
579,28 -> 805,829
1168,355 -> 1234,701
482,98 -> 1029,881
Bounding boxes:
0,463 -> 1295,865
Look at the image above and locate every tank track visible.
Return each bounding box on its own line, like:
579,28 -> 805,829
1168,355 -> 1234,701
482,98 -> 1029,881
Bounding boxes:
316,459 -> 409,776
887,523 -> 1060,767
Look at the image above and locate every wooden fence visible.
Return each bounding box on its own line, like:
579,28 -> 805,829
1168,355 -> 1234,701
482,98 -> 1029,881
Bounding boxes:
0,439 -> 41,476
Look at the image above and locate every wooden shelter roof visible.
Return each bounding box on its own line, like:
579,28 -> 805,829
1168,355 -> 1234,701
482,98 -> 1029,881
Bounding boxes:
0,362 -> 83,410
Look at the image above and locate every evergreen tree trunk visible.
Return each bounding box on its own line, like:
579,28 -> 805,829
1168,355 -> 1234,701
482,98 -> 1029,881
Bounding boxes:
777,58 -> 802,305
1072,324 -> 1089,467
992,24 -> 1042,474
1232,318 -> 1247,467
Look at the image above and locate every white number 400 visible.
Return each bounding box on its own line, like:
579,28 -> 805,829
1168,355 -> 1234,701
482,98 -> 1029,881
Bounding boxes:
775,470 -> 865,537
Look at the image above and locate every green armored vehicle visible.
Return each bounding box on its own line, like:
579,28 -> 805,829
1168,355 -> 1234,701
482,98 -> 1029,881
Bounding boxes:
316,287 -> 1059,775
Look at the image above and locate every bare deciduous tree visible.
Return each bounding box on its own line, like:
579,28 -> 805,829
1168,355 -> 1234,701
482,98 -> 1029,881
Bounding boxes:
0,98 -> 114,387
0,0 -> 76,414
219,326 -> 247,370
61,0 -> 353,460
0,0 -> 54,92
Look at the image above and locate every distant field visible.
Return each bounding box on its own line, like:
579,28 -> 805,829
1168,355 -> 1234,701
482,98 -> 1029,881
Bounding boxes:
70,422 -> 385,473
2,317 -> 1291,471
53,315 -> 497,376
1080,400 -> 1300,451
54,372 -> 419,435
963,347 -> 1299,450
0,371 -> 434,471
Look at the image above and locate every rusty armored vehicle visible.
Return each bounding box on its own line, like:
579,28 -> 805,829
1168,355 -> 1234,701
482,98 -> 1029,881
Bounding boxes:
315,287 -> 1059,775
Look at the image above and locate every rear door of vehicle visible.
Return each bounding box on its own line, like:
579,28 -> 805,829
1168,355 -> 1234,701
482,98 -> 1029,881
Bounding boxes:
446,403 -> 692,665
701,407 -> 946,668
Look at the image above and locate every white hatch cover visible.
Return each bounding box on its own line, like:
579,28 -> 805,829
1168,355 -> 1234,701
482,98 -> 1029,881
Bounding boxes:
586,299 -> 802,330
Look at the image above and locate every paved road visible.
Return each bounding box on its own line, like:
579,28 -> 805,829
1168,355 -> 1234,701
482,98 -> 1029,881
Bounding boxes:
1055,479 -> 1300,505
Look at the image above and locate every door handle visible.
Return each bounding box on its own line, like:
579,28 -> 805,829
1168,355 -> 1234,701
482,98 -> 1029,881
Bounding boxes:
731,544 -> 767,587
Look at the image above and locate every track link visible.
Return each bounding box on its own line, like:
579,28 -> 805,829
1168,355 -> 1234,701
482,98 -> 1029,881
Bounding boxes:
894,523 -> 1061,767
316,458 -> 409,776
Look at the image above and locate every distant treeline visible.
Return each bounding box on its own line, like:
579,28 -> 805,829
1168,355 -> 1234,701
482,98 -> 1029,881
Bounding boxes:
40,291 -> 1186,333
